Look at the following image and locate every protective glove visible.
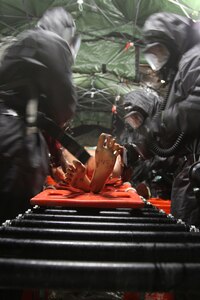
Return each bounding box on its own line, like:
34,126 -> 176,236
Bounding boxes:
141,113 -> 166,139
131,114 -> 164,160
123,139 -> 152,163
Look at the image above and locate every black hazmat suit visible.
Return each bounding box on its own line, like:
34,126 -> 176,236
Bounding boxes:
123,88 -> 161,183
0,7 -> 78,222
142,12 -> 200,226
121,89 -> 159,145
123,88 -> 177,199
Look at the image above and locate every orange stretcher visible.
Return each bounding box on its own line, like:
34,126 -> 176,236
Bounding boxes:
148,198 -> 171,214
31,181 -> 145,209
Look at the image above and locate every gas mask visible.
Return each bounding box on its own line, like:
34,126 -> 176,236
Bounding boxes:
69,34 -> 81,61
61,24 -> 81,61
144,43 -> 170,72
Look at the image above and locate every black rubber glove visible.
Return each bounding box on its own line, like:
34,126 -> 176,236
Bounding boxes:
141,113 -> 165,139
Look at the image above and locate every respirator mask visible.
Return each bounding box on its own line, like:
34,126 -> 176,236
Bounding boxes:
62,26 -> 81,61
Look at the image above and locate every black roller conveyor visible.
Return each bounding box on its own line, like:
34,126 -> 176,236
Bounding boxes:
0,202 -> 200,294
10,219 -> 186,231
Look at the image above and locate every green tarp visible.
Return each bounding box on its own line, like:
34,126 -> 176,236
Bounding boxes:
0,0 -> 199,136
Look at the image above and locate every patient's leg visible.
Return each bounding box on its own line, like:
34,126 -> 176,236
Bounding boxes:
65,160 -> 91,192
90,133 -> 122,193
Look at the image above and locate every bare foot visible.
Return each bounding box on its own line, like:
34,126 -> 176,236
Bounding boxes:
65,160 -> 91,192
85,156 -> 96,179
90,133 -> 122,193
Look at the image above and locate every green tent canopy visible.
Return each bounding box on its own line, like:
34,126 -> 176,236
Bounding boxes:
0,0 -> 199,144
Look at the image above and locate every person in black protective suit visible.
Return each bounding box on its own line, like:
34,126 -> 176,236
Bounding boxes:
139,12 -> 200,226
122,88 -> 161,185
122,87 -> 178,199
0,7 -> 89,223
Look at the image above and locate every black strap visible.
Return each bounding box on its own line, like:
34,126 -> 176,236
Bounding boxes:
0,80 -> 91,164
37,112 -> 91,164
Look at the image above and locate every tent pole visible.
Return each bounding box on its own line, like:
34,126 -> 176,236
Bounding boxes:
134,45 -> 140,83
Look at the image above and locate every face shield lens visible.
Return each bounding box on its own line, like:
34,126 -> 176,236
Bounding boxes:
63,27 -> 74,42
124,111 -> 144,129
63,27 -> 81,61
144,44 -> 170,71
71,35 -> 81,59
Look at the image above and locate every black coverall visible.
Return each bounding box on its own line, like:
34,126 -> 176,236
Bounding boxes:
0,28 -> 77,222
123,88 -> 177,199
143,13 -> 200,226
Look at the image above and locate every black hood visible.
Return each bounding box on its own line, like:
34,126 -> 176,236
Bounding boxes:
123,88 -> 161,119
143,12 -> 199,61
36,7 -> 81,62
37,7 -> 75,41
